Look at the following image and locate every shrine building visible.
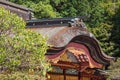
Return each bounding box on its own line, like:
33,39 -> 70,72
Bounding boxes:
26,18 -> 115,80
0,1 -> 115,80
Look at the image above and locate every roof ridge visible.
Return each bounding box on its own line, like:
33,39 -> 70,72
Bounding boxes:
0,0 -> 31,11
26,16 -> 89,27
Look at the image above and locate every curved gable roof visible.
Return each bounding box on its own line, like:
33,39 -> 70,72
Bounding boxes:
44,26 -> 114,66
27,18 -> 115,67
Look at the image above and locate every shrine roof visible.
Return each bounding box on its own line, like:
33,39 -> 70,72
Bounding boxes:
26,17 -> 90,47
26,17 -> 115,68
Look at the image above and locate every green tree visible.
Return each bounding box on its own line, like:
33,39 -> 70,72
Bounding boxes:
107,58 -> 120,80
110,5 -> 120,57
10,0 -> 59,18
89,1 -> 120,57
87,0 -> 105,27
0,7 -> 50,80
100,1 -> 120,56
56,0 -> 90,17
89,23 -> 115,55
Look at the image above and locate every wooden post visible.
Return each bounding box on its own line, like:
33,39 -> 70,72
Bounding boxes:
78,71 -> 82,80
63,69 -> 66,80
78,61 -> 82,80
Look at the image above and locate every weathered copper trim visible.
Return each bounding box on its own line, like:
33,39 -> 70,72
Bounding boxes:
26,16 -> 89,27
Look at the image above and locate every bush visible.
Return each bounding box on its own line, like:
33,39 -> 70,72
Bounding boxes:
0,7 -> 50,80
107,58 -> 120,80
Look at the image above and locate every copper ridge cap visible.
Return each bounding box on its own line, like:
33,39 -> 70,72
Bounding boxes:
27,16 -> 89,23
26,16 -> 90,27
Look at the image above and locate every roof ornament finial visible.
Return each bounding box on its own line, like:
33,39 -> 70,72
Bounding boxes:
68,18 -> 87,29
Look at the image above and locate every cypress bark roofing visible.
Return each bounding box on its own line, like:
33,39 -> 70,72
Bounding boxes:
26,18 -> 115,67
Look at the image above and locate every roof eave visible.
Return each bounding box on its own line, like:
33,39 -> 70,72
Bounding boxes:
0,0 -> 32,11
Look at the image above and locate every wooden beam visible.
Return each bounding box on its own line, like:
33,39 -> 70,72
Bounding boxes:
63,69 -> 66,80
51,62 -> 78,69
78,71 -> 81,80
80,66 -> 88,72
47,71 -> 105,80
51,61 -> 89,70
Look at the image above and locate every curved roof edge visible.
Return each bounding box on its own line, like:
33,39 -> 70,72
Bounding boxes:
26,17 -> 115,67
46,35 -> 115,67
70,35 -> 115,65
